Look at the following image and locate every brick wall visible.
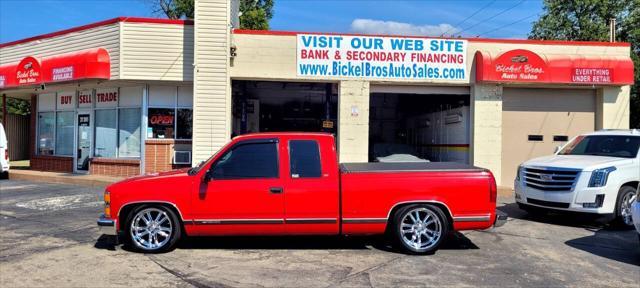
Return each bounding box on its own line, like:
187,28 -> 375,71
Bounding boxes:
31,155 -> 73,172
145,139 -> 192,173
89,158 -> 140,177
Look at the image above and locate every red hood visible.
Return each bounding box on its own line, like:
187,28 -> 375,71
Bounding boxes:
107,168 -> 191,190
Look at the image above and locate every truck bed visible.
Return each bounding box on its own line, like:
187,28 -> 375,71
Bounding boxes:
340,162 -> 486,173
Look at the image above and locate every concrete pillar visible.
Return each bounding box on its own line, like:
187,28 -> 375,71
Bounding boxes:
471,84 -> 503,185
192,0 -> 231,164
596,85 -> 630,130
338,80 -> 369,163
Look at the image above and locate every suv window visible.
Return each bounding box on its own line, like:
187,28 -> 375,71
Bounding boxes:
210,141 -> 279,179
289,140 -> 321,178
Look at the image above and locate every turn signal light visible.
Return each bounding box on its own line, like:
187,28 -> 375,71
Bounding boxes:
103,191 -> 111,217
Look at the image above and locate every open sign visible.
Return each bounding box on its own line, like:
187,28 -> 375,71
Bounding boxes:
150,115 -> 174,125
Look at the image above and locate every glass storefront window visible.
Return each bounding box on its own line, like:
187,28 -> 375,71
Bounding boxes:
95,109 -> 117,157
37,112 -> 55,155
118,108 -> 141,157
55,112 -> 74,156
148,108 -> 175,139
177,109 -> 193,139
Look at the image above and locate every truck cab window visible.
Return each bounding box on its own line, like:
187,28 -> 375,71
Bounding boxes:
210,142 -> 279,179
289,140 -> 322,178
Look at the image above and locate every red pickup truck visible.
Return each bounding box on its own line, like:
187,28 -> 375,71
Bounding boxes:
98,133 -> 506,254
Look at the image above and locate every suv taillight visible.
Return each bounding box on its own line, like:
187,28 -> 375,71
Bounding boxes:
4,150 -> 7,160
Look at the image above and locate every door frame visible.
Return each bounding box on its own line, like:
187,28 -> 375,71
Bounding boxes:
74,109 -> 94,174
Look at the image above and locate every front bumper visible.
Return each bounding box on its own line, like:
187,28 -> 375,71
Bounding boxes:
514,179 -> 616,215
494,210 -> 508,227
97,214 -> 117,236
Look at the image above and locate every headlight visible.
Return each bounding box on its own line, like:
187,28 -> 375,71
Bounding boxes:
103,190 -> 111,217
588,167 -> 616,187
516,165 -> 523,181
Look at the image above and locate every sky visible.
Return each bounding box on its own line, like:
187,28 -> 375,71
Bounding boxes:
0,0 -> 544,44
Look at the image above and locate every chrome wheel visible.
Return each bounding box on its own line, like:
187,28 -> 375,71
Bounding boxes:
620,192 -> 634,226
400,207 -> 442,251
130,208 -> 173,251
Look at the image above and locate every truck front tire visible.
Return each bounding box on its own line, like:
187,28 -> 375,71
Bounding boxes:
125,205 -> 181,253
391,204 -> 449,255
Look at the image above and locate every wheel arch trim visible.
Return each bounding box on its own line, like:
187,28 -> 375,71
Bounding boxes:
117,200 -> 186,222
386,200 -> 454,222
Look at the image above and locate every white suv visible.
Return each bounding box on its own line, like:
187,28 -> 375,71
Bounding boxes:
514,130 -> 640,227
0,123 -> 9,178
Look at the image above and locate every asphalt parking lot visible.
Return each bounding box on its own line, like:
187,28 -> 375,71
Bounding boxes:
0,179 -> 638,287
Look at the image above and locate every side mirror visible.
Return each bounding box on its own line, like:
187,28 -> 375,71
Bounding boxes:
203,171 -> 213,184
554,146 -> 562,154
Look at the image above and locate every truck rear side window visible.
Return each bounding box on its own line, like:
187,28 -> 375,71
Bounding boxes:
289,140 -> 321,178
210,141 -> 279,179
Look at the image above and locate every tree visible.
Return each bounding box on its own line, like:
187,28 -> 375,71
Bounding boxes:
530,0 -> 640,128
239,0 -> 274,30
147,0 -> 194,19
146,0 -> 274,30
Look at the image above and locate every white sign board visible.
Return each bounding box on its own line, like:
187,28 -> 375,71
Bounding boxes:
95,88 -> 118,108
56,91 -> 76,110
297,34 -> 467,81
78,90 -> 93,108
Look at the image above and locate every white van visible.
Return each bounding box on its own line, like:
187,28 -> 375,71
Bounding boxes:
0,123 -> 9,178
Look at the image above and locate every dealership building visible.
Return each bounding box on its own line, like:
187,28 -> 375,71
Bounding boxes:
0,0 -> 634,187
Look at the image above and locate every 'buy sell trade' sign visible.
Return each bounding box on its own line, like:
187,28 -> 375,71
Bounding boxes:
297,34 -> 467,81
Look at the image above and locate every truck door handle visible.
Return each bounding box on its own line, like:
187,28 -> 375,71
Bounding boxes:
269,187 -> 283,194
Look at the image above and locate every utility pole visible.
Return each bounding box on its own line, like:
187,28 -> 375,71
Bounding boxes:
609,18 -> 616,42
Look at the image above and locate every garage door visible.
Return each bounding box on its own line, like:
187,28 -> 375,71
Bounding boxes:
501,88 -> 596,187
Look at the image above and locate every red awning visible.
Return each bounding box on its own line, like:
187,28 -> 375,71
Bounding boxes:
0,48 -> 110,89
475,49 -> 634,85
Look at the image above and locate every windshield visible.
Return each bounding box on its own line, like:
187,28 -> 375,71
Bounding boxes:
558,135 -> 640,158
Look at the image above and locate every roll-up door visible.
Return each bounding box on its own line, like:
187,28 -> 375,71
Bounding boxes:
501,88 -> 595,187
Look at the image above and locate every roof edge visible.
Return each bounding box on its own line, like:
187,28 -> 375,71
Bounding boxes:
0,17 -> 193,49
233,29 -> 631,48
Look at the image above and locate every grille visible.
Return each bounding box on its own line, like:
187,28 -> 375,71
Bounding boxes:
527,198 -> 570,209
523,167 -> 580,191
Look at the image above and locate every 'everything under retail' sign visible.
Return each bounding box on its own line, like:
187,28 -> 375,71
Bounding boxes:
297,34 -> 467,81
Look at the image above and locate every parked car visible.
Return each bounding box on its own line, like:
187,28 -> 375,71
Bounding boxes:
98,132 -> 506,254
514,130 -> 640,227
372,143 -> 429,162
632,183 -> 640,242
0,123 -> 9,179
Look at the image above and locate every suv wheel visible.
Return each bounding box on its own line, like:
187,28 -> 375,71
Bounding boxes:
613,186 -> 636,229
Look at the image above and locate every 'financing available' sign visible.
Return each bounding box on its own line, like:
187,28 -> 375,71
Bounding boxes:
297,34 -> 467,81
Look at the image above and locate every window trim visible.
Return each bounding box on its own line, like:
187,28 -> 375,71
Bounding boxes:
209,138 -> 280,180
35,87 -> 143,159
147,86 -> 193,141
288,139 -> 323,179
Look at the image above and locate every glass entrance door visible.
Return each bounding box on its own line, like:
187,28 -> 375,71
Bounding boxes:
76,113 -> 92,172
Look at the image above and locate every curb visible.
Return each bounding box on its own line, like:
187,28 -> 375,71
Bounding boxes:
8,170 -> 122,188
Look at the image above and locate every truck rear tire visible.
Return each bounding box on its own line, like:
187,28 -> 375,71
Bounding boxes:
391,204 -> 449,255
125,205 -> 182,253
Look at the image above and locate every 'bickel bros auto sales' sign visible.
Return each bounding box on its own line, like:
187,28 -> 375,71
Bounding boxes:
297,34 -> 467,81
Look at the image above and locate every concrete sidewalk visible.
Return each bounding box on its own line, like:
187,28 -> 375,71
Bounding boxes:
8,169 -> 123,188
